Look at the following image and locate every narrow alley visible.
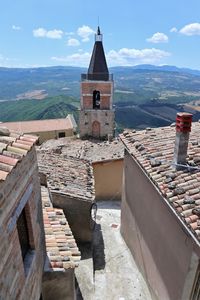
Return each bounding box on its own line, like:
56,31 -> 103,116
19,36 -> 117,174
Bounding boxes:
75,201 -> 152,300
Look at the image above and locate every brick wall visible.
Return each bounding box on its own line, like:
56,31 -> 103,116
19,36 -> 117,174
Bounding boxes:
0,147 -> 45,300
81,81 -> 113,110
81,81 -> 113,95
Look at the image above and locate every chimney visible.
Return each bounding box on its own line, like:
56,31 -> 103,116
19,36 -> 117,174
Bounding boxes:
173,112 -> 192,167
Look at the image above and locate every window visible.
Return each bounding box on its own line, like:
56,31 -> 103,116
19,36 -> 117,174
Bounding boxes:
17,208 -> 31,260
58,132 -> 65,138
93,90 -> 100,109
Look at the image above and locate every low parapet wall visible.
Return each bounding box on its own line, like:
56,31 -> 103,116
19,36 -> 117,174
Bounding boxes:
51,191 -> 93,244
92,158 -> 123,201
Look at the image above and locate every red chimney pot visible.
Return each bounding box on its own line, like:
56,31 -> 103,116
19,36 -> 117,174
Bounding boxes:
176,112 -> 192,133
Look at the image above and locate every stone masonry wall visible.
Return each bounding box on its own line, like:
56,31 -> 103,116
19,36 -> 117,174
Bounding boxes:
0,148 -> 45,300
79,109 -> 115,139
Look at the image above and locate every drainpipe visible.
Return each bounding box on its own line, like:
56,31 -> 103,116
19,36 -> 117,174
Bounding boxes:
173,112 -> 192,168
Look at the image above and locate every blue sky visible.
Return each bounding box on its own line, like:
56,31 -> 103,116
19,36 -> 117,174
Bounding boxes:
1,0 -> 200,69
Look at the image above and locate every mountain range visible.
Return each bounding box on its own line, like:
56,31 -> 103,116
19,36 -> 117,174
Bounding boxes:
1,64 -> 200,131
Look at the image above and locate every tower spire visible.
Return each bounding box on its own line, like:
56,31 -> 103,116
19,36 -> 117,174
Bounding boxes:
88,26 -> 108,80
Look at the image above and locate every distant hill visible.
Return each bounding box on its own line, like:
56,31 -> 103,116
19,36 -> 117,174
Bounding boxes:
1,65 -> 200,130
0,65 -> 200,102
0,95 -> 79,122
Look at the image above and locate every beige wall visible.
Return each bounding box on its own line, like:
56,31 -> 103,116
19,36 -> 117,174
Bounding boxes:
121,149 -> 200,300
93,159 -> 123,201
0,148 -> 45,300
29,129 -> 74,144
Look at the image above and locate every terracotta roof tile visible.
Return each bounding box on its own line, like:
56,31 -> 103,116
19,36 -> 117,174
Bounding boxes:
0,126 -> 38,181
41,186 -> 80,271
0,155 -> 18,166
12,142 -> 32,151
120,122 -> 200,243
6,146 -> 27,155
0,170 -> 9,181
37,151 -> 95,202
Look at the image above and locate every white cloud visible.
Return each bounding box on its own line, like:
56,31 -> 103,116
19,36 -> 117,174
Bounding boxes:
147,32 -> 169,43
77,25 -> 94,42
33,27 -> 63,39
67,38 -> 80,46
46,29 -> 63,39
107,48 -> 171,66
12,25 -> 21,31
33,28 -> 47,37
65,32 -> 74,36
180,23 -> 200,36
51,52 -> 91,66
51,47 -> 170,67
170,27 -> 178,33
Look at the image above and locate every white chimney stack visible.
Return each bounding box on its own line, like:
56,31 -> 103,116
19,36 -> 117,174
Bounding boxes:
173,112 -> 192,167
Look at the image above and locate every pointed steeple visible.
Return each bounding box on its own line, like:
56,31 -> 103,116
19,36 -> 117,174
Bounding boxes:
97,26 -> 101,35
88,27 -> 109,80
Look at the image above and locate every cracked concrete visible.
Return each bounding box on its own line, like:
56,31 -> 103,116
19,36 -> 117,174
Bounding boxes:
76,201 -> 152,300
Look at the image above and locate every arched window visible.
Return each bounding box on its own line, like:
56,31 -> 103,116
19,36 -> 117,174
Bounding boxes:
93,90 -> 100,109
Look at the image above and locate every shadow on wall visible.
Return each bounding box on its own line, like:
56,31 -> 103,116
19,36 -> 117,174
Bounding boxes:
92,223 -> 106,271
75,277 -> 84,300
95,200 -> 121,210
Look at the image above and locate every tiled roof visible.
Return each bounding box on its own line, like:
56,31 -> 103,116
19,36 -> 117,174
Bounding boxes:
41,186 -> 80,270
38,137 -> 124,163
38,151 -> 95,202
120,122 -> 200,244
0,127 -> 38,181
0,115 -> 75,134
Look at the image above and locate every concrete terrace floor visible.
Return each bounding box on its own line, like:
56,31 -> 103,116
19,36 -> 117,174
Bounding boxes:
75,201 -> 152,300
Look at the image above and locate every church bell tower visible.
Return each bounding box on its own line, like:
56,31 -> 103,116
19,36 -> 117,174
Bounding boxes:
79,27 -> 115,139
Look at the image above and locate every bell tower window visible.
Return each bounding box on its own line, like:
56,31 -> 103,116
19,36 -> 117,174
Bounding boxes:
93,90 -> 100,109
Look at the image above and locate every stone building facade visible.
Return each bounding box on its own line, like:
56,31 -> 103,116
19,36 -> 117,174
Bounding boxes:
120,114 -> 200,300
79,27 -> 115,139
0,128 -> 45,299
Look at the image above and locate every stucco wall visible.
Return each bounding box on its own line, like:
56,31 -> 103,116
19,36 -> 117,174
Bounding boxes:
121,149 -> 200,300
51,192 -> 93,244
0,148 -> 45,300
93,159 -> 123,201
29,129 -> 74,144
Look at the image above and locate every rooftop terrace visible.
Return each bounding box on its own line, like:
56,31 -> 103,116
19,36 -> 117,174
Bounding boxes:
38,137 -> 124,163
